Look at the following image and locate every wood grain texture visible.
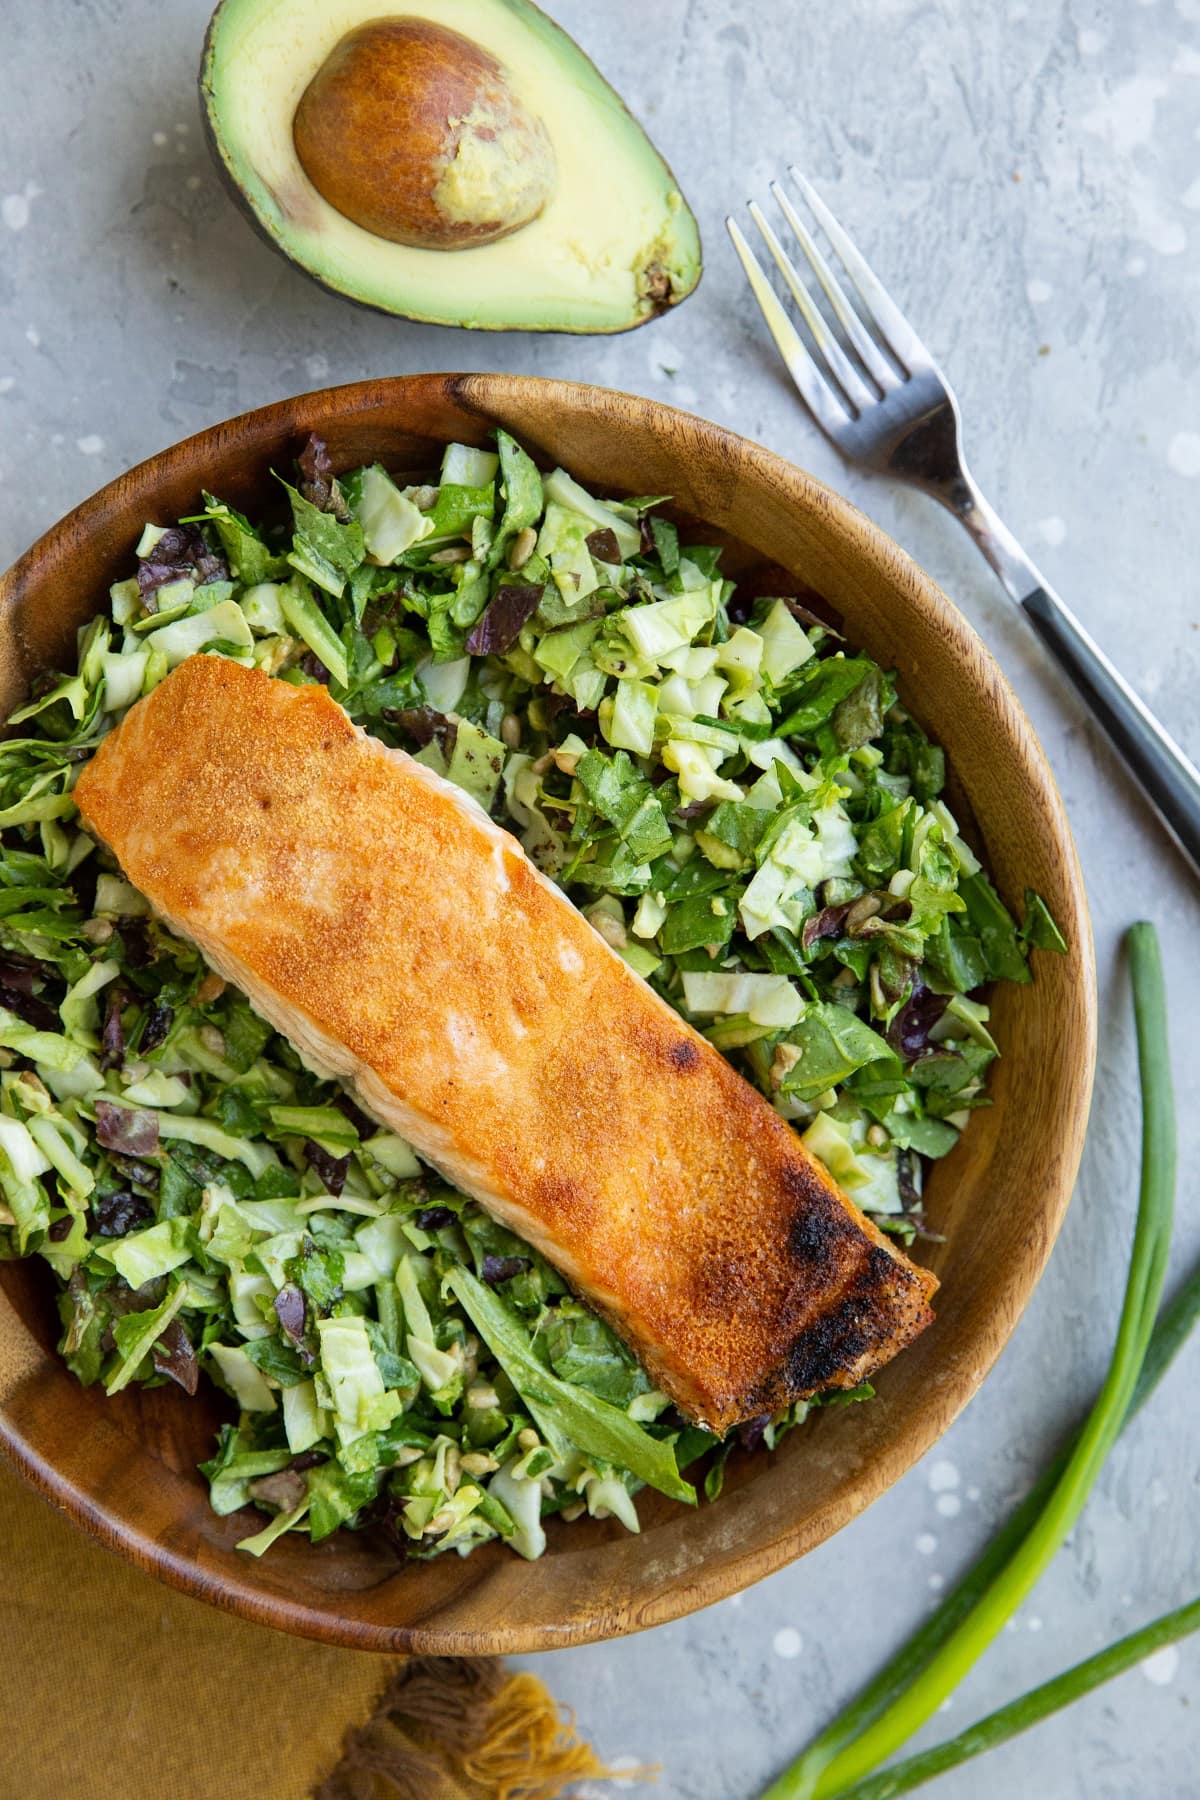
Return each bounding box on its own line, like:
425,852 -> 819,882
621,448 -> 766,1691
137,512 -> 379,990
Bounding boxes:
0,374 -> 1096,1653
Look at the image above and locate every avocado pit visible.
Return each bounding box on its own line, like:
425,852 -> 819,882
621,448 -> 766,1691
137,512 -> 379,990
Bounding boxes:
200,0 -> 703,331
293,16 -> 557,251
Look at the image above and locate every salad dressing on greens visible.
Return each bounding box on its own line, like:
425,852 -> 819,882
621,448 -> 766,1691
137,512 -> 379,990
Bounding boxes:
0,432 -> 1064,1558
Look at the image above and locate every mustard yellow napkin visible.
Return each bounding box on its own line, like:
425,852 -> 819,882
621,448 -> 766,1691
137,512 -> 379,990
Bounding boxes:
0,1460 -> 616,1800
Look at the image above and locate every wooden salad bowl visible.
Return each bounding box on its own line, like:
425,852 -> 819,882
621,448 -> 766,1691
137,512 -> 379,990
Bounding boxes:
0,375 -> 1096,1653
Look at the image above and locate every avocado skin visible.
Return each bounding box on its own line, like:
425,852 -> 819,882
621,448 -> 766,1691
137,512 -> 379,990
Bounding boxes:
198,1 -> 702,336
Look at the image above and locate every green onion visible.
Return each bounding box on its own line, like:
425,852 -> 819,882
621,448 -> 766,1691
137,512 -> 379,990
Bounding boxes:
831,1594 -> 1200,1800
766,921 -> 1176,1800
786,1249 -> 1200,1788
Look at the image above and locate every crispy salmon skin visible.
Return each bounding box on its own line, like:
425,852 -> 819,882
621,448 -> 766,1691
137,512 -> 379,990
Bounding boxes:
74,657 -> 936,1433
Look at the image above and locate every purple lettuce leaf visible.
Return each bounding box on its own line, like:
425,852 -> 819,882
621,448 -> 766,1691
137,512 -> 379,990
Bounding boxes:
464,583 -> 545,657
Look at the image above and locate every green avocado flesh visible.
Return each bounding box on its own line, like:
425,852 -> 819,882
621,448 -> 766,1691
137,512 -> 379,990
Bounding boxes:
200,0 -> 703,333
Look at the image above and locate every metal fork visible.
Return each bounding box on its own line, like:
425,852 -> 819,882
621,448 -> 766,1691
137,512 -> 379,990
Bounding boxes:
728,168 -> 1200,877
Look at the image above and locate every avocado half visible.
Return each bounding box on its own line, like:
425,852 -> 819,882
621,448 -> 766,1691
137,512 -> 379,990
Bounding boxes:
199,0 -> 703,333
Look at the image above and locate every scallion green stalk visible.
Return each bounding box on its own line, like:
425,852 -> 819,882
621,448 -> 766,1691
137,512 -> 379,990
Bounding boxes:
832,1594 -> 1200,1800
765,922 -> 1176,1800
787,1251 -> 1200,1787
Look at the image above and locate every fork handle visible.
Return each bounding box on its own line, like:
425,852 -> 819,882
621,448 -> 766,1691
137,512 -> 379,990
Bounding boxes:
947,480 -> 1200,874
1018,582 -> 1200,875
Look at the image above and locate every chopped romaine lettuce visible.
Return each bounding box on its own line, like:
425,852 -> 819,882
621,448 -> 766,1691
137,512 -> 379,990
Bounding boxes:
440,442 -> 499,489
447,1267 -> 694,1505
351,465 -> 434,563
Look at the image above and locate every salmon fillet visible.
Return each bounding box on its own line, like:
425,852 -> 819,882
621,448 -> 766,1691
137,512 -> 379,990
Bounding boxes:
74,656 -> 937,1434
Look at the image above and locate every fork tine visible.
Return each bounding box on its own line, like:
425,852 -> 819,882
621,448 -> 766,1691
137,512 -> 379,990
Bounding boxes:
725,216 -> 851,436
746,201 -> 875,415
788,167 -> 931,374
768,181 -> 898,393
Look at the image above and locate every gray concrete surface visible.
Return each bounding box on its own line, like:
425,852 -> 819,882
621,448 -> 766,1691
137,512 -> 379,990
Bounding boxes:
2,2 -> 1198,1795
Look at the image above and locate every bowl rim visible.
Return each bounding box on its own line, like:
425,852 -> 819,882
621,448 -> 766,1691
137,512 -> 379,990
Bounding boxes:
0,373 -> 1097,1652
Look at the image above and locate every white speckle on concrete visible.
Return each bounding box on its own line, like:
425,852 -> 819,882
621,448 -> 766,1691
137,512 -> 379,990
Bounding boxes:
1129,174 -> 1194,253
935,1493 -> 962,1518
1026,277 -> 1053,304
728,1593 -> 744,1609
1037,515 -> 1067,545
966,1484 -> 981,1502
609,1754 -> 645,1789
305,352 -> 330,381
928,1459 -> 959,1493
174,120 -> 189,134
1167,432 -> 1200,477
76,434 -> 105,455
1131,185 -> 1188,255
929,1573 -> 945,1591
1078,28 -> 1105,54
1082,77 -> 1168,155
152,129 -> 168,146
1028,1616 -> 1043,1632
1127,256 -> 1148,275
773,1627 -> 803,1659
1142,1646 -> 1180,1686
938,1697 -> 954,1713
186,175 -> 202,192
25,326 -> 40,347
915,1532 -> 938,1556
2,185 -> 39,232
0,378 -> 13,396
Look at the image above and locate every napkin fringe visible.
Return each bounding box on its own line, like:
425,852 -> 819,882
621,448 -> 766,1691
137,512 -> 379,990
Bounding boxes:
313,1655 -> 639,1800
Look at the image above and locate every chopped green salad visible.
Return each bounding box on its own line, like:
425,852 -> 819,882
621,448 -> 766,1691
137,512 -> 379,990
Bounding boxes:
0,432 -> 1065,1559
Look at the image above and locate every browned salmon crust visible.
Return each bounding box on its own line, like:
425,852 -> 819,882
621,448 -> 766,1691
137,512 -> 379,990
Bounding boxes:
74,657 -> 937,1434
